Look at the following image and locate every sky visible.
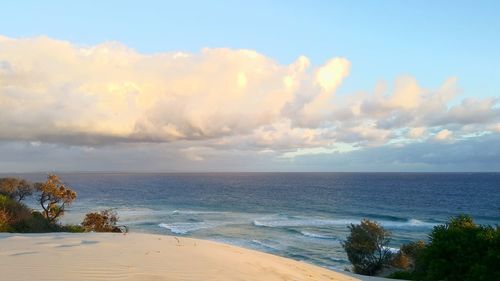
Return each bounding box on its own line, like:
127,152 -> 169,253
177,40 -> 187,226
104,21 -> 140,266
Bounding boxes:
0,0 -> 499,172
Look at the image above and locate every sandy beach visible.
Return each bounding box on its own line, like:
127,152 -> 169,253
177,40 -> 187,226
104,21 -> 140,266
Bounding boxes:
0,232 -> 391,281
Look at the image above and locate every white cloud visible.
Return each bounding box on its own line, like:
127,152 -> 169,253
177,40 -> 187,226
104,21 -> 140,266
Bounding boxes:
408,127 -> 426,139
0,35 -> 499,166
0,36 -> 350,144
434,129 -> 453,141
314,57 -> 350,93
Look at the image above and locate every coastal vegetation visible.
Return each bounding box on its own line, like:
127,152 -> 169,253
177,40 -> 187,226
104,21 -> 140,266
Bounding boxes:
82,209 -> 127,233
0,177 -> 33,202
35,174 -> 77,223
343,215 -> 500,280
0,174 -> 125,233
341,219 -> 392,275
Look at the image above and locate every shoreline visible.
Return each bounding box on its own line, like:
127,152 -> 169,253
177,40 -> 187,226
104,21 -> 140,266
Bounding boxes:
0,232 -> 391,281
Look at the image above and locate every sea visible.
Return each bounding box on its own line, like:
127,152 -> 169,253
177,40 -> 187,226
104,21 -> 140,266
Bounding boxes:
10,172 -> 500,271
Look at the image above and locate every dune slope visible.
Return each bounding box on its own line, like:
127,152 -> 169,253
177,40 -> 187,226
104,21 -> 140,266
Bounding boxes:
0,233 -> 386,281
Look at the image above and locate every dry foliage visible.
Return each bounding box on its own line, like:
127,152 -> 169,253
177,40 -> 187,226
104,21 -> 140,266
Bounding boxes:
391,251 -> 411,269
0,207 -> 11,231
82,209 -> 123,232
0,178 -> 33,202
35,174 -> 77,223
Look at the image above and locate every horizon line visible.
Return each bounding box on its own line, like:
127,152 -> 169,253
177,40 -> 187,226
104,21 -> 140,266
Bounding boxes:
1,171 -> 499,175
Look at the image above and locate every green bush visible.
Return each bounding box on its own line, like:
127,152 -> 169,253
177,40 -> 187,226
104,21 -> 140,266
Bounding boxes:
61,224 -> 86,233
415,215 -> 500,281
0,201 -> 51,233
387,270 -> 415,280
342,219 -> 393,275
0,195 -> 32,232
13,211 -> 56,233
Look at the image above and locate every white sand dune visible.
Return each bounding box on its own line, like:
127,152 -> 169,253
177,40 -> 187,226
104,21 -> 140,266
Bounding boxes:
0,233 -> 388,281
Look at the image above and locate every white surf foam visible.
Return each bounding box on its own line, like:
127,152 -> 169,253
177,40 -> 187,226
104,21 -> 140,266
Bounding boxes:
253,215 -> 437,229
382,219 -> 437,228
158,221 -> 219,234
250,239 -> 283,252
171,210 -> 228,215
253,217 -> 359,228
383,246 -> 400,254
299,231 -> 336,240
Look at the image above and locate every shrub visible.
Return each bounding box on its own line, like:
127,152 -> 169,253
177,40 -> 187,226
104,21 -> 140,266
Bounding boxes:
0,208 -> 14,232
400,240 -> 426,259
342,219 -> 393,275
61,224 -> 86,233
416,215 -> 500,281
0,195 -> 32,231
12,212 -> 50,232
0,174 -> 112,234
392,240 -> 426,271
82,209 -> 124,232
387,270 -> 415,280
391,251 -> 410,270
0,178 -> 33,202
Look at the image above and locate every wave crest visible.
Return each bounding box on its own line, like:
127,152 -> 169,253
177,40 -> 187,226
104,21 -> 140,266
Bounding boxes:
253,215 -> 436,229
158,221 -> 218,234
299,231 -> 336,240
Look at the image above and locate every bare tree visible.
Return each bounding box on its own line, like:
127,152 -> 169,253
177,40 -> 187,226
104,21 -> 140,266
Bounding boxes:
35,174 -> 77,223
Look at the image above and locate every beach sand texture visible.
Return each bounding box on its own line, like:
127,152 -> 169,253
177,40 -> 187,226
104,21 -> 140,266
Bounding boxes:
0,233 -> 390,281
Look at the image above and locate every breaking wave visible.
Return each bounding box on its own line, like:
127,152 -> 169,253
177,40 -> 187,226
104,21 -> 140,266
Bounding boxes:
299,231 -> 337,240
158,221 -> 220,234
253,216 -> 436,229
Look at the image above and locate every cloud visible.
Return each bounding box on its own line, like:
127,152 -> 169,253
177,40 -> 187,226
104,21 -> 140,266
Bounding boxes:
0,35 -> 499,170
1,133 -> 499,172
434,129 -> 453,141
291,133 -> 500,172
408,127 -> 426,139
437,97 -> 500,125
0,35 -> 351,145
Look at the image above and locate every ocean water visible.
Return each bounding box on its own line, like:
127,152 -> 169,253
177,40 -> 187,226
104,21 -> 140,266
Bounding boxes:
12,172 -> 500,270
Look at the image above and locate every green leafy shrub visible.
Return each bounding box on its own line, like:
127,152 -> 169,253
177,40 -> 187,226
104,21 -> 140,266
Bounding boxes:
415,215 -> 500,281
0,195 -> 32,231
387,270 -> 415,280
61,224 -> 86,233
342,219 -> 393,275
13,211 -> 56,232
